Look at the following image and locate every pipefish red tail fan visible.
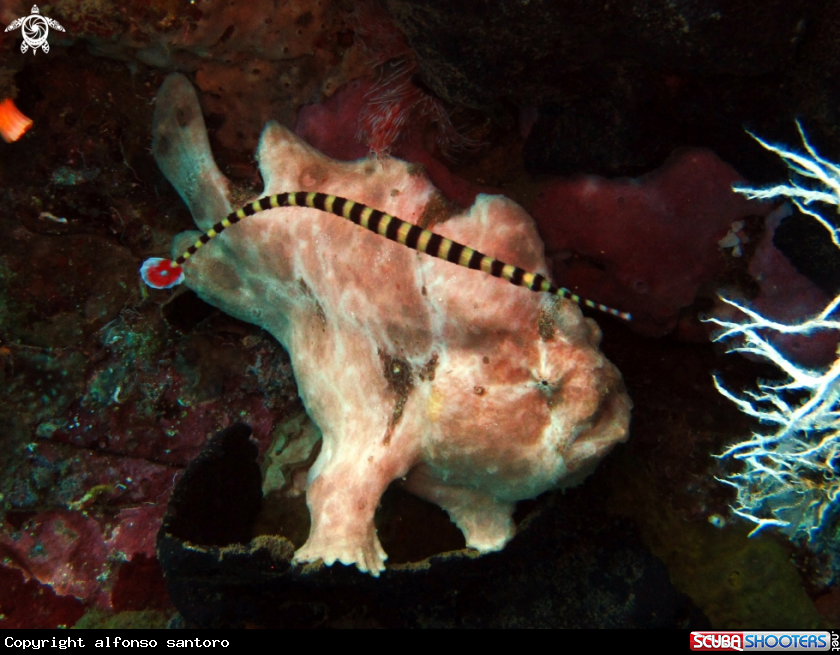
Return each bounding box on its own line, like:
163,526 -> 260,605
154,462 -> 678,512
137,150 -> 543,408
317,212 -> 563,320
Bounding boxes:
141,192 -> 633,321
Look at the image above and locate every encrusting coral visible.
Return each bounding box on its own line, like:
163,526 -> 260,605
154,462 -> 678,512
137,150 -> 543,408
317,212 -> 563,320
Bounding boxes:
149,74 -> 632,576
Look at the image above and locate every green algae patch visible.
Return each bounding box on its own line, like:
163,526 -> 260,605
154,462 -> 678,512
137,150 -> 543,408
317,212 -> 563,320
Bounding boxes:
72,608 -> 174,629
609,457 -> 825,629
654,518 -> 823,630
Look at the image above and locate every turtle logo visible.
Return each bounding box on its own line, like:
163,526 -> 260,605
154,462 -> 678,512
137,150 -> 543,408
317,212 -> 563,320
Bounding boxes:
4,5 -> 65,54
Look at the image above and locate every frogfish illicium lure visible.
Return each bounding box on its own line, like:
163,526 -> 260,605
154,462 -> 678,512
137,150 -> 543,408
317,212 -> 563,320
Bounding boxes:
141,192 -> 632,321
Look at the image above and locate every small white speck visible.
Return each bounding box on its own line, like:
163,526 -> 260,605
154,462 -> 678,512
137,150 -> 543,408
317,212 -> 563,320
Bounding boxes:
708,514 -> 726,529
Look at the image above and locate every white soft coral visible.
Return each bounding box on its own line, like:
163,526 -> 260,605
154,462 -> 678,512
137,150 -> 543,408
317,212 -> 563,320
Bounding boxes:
706,123 -> 840,540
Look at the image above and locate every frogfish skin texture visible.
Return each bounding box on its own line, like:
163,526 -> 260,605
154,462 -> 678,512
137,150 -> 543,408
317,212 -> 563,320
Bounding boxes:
152,74 -> 632,576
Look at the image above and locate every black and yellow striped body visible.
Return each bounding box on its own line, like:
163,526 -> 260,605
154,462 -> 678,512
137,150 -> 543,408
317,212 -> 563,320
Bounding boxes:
173,191 -> 631,321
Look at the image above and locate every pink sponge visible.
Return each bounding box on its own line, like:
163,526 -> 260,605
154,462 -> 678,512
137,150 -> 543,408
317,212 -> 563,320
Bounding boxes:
531,150 -> 772,336
713,207 -> 838,368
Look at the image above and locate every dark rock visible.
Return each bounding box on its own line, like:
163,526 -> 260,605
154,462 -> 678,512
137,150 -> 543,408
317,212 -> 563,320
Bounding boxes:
385,0 -> 840,180
774,209 -> 840,298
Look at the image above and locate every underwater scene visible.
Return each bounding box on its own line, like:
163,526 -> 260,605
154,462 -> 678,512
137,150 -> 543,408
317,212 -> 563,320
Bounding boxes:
0,0 -> 838,630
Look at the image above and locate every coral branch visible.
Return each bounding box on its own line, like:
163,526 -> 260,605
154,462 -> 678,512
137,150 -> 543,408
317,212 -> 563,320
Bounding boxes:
707,124 -> 840,541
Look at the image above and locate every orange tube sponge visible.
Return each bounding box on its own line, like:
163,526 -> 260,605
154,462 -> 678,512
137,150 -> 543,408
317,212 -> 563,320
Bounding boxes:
0,98 -> 33,143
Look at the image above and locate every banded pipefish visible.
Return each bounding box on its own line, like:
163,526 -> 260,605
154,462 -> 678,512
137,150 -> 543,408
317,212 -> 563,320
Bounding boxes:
141,192 -> 632,321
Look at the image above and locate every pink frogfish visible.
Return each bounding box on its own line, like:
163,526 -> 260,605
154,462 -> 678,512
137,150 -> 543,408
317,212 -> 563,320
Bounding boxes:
146,74 -> 632,576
